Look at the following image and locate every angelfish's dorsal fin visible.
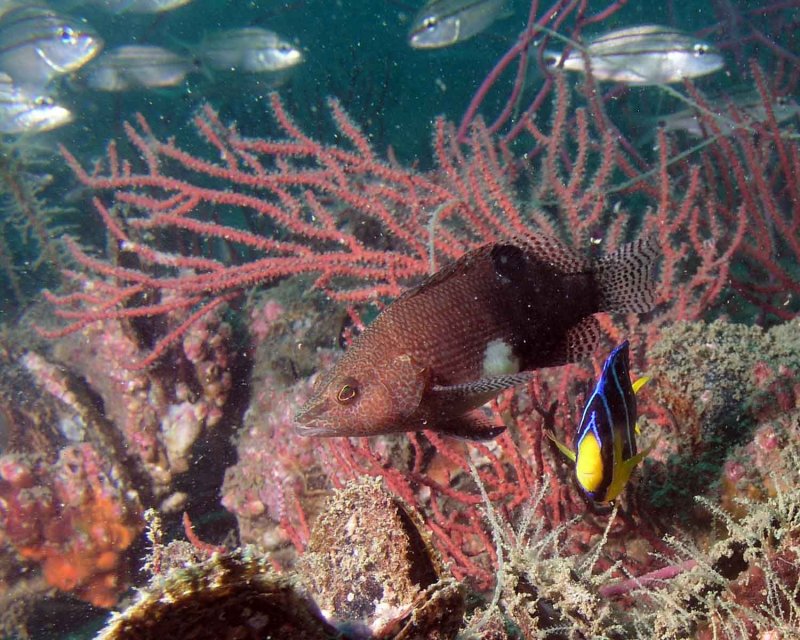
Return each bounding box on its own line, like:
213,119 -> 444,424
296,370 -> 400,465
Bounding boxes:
606,436 -> 659,502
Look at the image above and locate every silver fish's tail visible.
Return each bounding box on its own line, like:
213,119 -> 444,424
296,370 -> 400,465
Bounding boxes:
595,236 -> 659,313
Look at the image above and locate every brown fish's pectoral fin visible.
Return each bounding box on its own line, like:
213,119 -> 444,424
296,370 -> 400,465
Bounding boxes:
431,408 -> 507,441
429,371 -> 535,413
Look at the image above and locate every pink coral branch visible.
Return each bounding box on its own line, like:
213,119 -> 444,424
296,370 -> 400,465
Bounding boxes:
599,560 -> 698,598
45,94 -> 553,366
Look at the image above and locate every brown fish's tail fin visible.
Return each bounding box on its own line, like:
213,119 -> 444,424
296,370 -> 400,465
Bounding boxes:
595,236 -> 660,313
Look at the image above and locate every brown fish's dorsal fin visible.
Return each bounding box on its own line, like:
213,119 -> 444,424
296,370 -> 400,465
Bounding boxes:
546,315 -> 602,366
393,243 -> 495,304
595,236 -> 660,313
394,233 -> 590,306
511,234 -> 592,273
429,408 -> 507,441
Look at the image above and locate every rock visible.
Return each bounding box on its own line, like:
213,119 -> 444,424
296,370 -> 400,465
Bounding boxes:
297,477 -> 465,639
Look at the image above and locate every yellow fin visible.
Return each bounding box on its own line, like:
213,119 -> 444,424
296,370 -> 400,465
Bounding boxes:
603,444 -> 646,502
545,430 -> 576,462
620,437 -> 658,478
632,376 -> 650,394
603,437 -> 658,503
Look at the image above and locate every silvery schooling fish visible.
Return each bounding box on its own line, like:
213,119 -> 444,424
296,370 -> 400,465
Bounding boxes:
544,25 -> 723,85
0,72 -> 73,134
198,28 -> 303,74
409,0 -> 506,49
0,5 -> 102,93
83,45 -> 195,92
657,90 -> 800,138
547,340 -> 655,505
80,0 -> 194,14
296,235 -> 658,439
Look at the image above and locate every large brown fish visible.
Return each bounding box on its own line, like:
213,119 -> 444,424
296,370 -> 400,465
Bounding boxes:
295,234 -> 658,438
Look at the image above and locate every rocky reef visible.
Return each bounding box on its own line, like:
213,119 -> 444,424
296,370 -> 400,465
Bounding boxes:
0,445 -> 141,609
1,292 -> 799,639
0,342 -> 143,627
95,478 -> 464,640
643,319 -> 800,514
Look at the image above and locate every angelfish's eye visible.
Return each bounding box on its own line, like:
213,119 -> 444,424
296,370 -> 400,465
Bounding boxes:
693,43 -> 708,56
336,382 -> 358,404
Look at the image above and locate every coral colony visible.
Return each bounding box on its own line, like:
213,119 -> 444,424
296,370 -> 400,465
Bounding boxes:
0,1 -> 799,638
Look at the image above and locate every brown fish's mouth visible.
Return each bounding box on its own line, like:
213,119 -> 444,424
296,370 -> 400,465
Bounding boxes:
294,421 -> 336,437
294,398 -> 336,436
295,397 -> 328,422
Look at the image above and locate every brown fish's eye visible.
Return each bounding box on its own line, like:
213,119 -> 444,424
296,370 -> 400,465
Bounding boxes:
337,383 -> 358,404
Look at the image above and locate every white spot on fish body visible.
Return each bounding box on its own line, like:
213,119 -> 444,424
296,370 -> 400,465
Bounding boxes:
482,339 -> 520,376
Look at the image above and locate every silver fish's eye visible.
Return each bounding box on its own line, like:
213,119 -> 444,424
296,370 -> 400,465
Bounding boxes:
422,17 -> 438,31
693,43 -> 709,56
59,26 -> 77,45
278,44 -> 292,53
336,382 -> 358,404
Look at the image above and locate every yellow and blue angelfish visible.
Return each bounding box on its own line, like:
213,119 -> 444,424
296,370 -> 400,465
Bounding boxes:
547,340 -> 655,505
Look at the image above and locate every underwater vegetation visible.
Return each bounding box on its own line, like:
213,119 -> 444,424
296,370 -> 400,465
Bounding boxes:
0,1 -> 798,638
0,142 -> 68,317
